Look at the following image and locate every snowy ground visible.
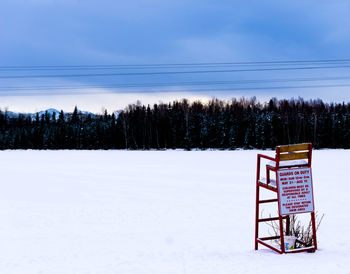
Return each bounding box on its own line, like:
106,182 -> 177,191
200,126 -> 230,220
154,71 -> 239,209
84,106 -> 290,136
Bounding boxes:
0,150 -> 348,273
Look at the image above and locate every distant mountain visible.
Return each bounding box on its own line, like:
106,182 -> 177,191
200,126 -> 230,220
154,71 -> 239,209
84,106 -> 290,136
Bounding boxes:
4,111 -> 20,118
36,108 -> 61,118
34,108 -> 96,119
77,110 -> 96,116
2,108 -> 118,119
113,110 -> 121,119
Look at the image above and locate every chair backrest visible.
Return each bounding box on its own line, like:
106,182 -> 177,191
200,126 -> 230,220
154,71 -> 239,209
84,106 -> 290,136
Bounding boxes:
275,143 -> 312,169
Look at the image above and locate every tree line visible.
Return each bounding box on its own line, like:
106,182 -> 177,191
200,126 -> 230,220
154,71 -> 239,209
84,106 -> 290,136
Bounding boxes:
0,97 -> 350,150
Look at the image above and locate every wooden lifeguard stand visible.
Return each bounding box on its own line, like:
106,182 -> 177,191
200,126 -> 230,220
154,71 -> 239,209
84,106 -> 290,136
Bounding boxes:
255,143 -> 317,254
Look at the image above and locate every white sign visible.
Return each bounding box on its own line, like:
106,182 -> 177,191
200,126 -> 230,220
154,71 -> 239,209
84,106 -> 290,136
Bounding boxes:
277,167 -> 314,215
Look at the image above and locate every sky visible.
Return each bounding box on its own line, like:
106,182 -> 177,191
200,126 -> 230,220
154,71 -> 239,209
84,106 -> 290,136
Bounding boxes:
1,0 -> 350,113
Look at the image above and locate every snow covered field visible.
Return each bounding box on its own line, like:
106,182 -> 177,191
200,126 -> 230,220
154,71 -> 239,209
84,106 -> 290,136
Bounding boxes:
0,150 -> 349,273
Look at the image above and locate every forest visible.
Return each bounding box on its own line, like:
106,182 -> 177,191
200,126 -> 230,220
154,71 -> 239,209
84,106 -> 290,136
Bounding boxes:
0,97 -> 349,150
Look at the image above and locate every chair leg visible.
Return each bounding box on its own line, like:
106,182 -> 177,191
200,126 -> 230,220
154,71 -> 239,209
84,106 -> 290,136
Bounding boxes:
311,212 -> 317,250
255,184 -> 260,250
279,215 -> 285,253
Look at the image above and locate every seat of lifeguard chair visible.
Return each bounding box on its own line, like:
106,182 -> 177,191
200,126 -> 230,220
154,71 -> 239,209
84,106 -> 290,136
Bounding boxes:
267,159 -> 308,168
259,159 -> 308,188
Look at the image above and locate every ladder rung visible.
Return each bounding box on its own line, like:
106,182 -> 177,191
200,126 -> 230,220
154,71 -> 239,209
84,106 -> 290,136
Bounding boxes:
258,216 -> 286,222
257,183 -> 278,192
259,199 -> 278,204
259,236 -> 281,241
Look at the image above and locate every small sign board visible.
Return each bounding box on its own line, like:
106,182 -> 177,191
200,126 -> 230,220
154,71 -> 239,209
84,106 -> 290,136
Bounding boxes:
277,167 -> 314,215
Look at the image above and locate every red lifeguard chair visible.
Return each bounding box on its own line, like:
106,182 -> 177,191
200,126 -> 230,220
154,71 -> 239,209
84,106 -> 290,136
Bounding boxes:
255,143 -> 317,254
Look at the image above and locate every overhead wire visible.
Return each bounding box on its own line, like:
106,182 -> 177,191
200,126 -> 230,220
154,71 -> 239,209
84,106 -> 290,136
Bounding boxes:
2,59 -> 350,95
2,64 -> 350,79
3,83 -> 350,97
2,75 -> 350,91
2,58 -> 350,70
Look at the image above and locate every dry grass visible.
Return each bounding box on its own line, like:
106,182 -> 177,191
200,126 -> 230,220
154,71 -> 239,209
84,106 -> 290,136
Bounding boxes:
265,212 -> 324,248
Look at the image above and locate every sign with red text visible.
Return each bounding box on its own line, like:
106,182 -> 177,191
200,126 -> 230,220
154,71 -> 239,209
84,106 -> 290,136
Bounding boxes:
277,167 -> 314,215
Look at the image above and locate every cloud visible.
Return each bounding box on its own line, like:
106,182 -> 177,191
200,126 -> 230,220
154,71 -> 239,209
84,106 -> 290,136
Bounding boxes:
0,90 -> 213,113
1,0 -> 350,111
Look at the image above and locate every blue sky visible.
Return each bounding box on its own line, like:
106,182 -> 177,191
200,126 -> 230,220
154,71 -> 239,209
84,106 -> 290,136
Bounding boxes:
1,0 -> 350,112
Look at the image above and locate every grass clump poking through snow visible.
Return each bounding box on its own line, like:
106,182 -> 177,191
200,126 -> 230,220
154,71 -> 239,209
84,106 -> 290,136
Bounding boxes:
267,212 -> 324,248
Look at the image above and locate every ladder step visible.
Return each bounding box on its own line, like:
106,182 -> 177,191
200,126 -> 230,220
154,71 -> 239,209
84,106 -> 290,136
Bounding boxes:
258,216 -> 287,222
257,182 -> 278,192
259,199 -> 278,204
259,236 -> 281,241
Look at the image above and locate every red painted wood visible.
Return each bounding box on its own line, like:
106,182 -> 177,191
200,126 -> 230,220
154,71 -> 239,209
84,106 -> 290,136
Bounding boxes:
255,155 -> 260,250
255,143 -> 317,254
257,183 -> 278,192
256,239 -> 283,254
258,199 -> 278,204
258,216 -> 287,222
311,212 -> 318,250
259,236 -> 281,241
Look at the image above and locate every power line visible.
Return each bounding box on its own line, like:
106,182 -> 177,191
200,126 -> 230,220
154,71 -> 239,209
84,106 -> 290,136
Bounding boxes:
2,58 -> 350,70
2,64 -> 350,79
2,83 -> 350,97
4,62 -> 348,71
1,61 -> 350,71
2,75 -> 350,91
